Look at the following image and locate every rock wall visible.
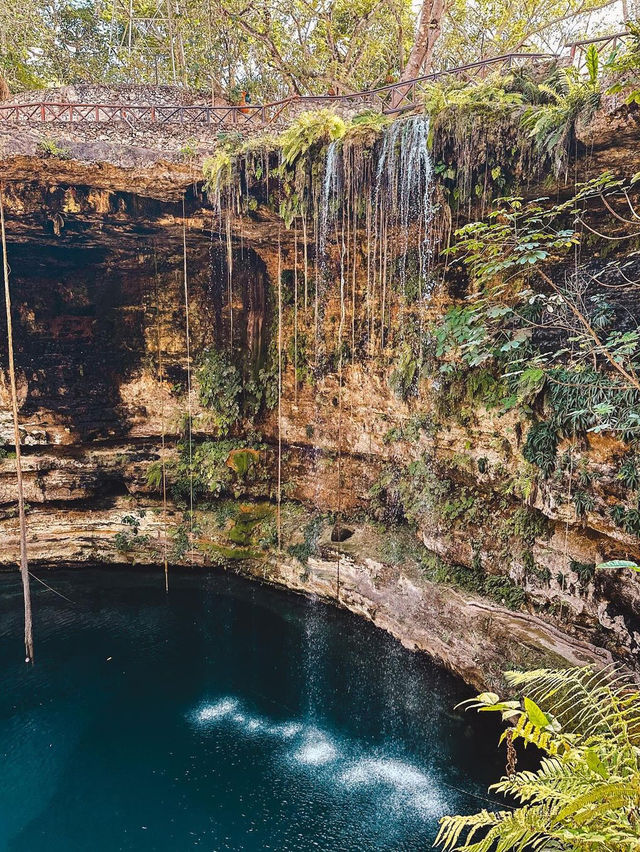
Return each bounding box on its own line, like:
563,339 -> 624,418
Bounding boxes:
0,120 -> 639,688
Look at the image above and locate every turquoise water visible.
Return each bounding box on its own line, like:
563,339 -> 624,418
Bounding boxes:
0,569 -> 502,851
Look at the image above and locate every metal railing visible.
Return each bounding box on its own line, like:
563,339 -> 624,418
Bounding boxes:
0,32 -> 628,129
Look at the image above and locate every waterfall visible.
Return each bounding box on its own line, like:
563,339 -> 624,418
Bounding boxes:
375,114 -> 434,301
320,139 -> 340,259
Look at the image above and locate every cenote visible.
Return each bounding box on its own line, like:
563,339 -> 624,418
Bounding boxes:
0,569 -> 503,851
3,15 -> 640,851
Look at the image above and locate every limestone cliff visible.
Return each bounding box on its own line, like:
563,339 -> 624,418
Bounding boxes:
0,93 -> 639,689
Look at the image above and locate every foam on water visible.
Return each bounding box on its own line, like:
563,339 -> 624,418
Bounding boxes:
268,721 -> 303,739
195,698 -> 239,722
341,757 -> 429,789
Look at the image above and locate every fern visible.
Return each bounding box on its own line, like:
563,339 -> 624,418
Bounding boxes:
522,62 -> 601,176
277,109 -> 346,168
437,666 -> 640,852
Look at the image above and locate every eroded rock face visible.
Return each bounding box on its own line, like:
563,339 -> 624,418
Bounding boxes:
0,134 -> 639,687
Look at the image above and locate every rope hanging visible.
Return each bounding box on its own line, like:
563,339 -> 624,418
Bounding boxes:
0,184 -> 34,662
182,198 -> 194,563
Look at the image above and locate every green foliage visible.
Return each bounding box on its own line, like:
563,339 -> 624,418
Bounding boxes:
522,421 -> 558,477
278,110 -> 346,168
179,140 -> 197,161
546,368 -> 640,440
36,138 -> 71,159
425,76 -> 524,122
197,348 -> 242,435
483,575 -> 527,609
114,512 -> 149,553
573,489 -> 595,518
447,194 -> 578,287
146,460 -> 164,490
437,666 -> 640,852
203,146 -> 234,197
163,438 -> 264,506
388,344 -> 419,400
570,559 -> 596,585
618,456 -> 640,490
606,22 -> 640,105
170,524 -> 190,561
226,448 -> 258,479
597,559 -> 640,574
422,556 -> 527,611
435,306 -> 491,368
427,73 -> 534,207
610,503 -> 640,537
441,178 -> 640,447
522,59 -> 601,176
342,109 -> 391,145
504,506 -> 550,547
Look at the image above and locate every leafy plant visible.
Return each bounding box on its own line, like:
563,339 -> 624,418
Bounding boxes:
197,348 -> 242,435
114,512 -> 149,552
618,456 -> 640,491
597,559 -> 640,574
522,51 -> 601,176
277,109 -> 346,168
522,421 -> 558,477
606,22 -> 640,105
437,666 -> 640,852
610,504 -> 640,537
573,489 -> 595,518
570,559 -> 596,585
36,138 -> 71,159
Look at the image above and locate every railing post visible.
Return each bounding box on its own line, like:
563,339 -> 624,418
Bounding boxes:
40,104 -> 45,121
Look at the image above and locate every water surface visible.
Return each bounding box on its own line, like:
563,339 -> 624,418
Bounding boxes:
0,568 -> 502,851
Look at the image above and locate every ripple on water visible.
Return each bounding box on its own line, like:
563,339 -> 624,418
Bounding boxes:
340,757 -> 450,818
290,730 -> 338,766
190,698 -> 448,819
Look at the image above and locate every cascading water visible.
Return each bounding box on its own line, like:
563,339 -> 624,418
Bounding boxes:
319,139 -> 340,260
374,114 -> 434,302
201,112 -> 437,576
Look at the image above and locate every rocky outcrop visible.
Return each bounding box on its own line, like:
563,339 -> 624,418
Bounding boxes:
258,539 -> 615,691
0,107 -> 639,688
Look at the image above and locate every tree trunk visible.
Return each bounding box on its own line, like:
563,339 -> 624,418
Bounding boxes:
0,76 -> 9,102
0,186 -> 34,663
392,0 -> 446,106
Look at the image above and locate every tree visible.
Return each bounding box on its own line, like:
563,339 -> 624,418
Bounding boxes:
399,0 -> 447,82
436,666 -> 640,851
